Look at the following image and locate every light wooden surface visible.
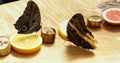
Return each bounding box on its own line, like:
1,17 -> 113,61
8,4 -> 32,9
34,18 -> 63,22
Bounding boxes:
0,0 -> 120,63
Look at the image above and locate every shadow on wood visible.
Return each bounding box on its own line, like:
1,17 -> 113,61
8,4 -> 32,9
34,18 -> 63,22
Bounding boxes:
11,48 -> 41,59
103,22 -> 120,32
65,45 -> 95,60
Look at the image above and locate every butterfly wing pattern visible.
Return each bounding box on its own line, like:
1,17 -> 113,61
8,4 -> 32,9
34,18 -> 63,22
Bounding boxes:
14,1 -> 41,34
67,13 -> 97,49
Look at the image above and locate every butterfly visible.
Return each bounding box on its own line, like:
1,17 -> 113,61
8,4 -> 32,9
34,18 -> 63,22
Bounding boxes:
14,1 -> 41,34
67,13 -> 97,49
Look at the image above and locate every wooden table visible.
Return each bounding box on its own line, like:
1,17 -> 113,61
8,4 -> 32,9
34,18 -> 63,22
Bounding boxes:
0,0 -> 120,63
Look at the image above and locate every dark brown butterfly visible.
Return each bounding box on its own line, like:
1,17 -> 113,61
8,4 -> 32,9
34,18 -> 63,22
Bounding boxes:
14,1 -> 41,34
67,13 -> 97,49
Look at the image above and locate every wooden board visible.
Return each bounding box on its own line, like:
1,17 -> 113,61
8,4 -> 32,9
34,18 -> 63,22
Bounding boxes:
0,0 -> 120,63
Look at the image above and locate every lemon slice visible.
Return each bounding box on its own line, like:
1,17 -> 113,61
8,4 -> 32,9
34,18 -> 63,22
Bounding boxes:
58,20 -> 69,41
10,34 -> 42,54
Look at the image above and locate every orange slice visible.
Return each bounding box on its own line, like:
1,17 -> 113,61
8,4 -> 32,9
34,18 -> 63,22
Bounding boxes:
10,34 -> 42,54
58,20 -> 69,41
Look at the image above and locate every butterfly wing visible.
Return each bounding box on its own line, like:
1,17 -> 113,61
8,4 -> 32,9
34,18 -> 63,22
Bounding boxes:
14,1 -> 41,34
67,13 -> 96,49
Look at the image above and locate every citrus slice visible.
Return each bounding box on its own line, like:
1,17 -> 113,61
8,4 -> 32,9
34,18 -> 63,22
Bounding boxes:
58,20 -> 69,40
102,8 -> 120,25
10,34 -> 42,54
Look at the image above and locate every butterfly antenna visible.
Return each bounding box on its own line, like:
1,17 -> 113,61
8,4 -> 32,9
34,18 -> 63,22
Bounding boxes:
34,31 -> 38,38
62,40 -> 66,44
62,40 -> 70,47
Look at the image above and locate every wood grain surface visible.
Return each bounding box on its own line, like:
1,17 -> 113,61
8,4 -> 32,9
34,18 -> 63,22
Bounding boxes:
0,0 -> 120,63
